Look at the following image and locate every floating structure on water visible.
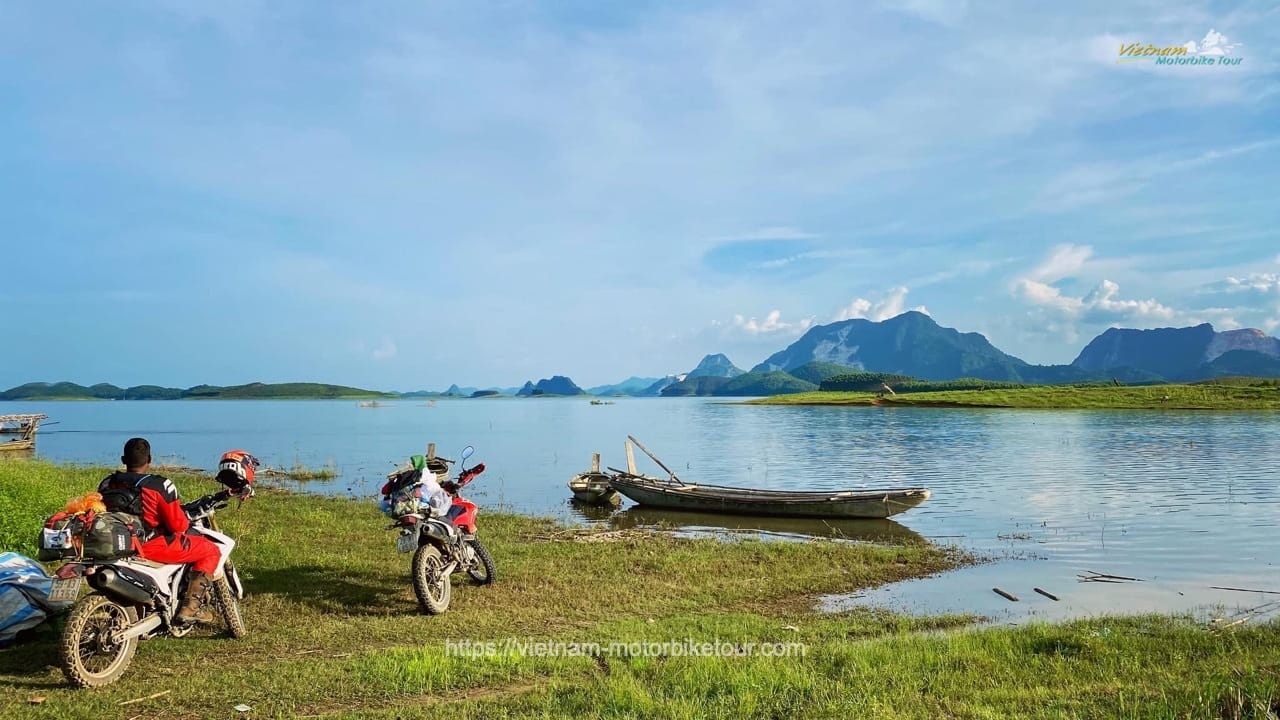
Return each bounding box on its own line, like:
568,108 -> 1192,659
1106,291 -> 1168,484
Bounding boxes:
0,414 -> 47,453
606,435 -> 931,520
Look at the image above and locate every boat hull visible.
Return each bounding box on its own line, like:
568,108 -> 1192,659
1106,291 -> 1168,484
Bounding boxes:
608,477 -> 929,519
0,439 -> 35,453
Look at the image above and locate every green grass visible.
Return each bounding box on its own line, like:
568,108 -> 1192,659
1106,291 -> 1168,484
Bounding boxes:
750,383 -> 1280,409
2,459 -> 1278,718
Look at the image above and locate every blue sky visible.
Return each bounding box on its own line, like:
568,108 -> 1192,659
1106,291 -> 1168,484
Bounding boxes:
2,1 -> 1278,391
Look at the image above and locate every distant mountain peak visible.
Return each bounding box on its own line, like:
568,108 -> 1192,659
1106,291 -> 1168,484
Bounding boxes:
685,353 -> 744,379
752,313 -> 1028,381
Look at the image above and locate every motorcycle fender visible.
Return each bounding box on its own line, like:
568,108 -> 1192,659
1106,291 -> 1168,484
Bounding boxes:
191,525 -> 236,579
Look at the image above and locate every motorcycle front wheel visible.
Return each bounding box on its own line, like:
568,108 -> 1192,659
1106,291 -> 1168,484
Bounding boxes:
465,537 -> 496,585
412,544 -> 452,614
213,576 -> 247,638
58,593 -> 139,688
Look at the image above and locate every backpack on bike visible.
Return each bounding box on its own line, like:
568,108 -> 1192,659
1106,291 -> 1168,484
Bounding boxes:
80,512 -> 145,560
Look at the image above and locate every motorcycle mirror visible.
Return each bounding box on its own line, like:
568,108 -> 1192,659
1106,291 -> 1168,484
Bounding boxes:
461,445 -> 475,462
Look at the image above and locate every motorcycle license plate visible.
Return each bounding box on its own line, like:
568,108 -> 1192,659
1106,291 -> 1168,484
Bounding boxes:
396,532 -> 417,554
48,577 -> 83,603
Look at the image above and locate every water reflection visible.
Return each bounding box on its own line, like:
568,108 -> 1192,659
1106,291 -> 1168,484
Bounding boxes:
567,504 -> 925,543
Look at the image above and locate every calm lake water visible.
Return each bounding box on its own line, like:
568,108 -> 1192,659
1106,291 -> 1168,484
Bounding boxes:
5,398 -> 1278,622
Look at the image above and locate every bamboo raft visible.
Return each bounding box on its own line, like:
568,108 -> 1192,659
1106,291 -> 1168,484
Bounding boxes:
606,435 -> 931,519
0,414 -> 47,453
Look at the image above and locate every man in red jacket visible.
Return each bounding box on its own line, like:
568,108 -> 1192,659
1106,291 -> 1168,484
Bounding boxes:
98,438 -> 221,625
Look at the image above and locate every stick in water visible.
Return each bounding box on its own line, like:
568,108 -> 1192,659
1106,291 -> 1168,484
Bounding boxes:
993,587 -> 1019,602
1034,587 -> 1060,601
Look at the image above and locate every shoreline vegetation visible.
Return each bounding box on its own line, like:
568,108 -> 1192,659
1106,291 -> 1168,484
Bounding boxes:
749,380 -> 1280,410
2,460 -> 1279,717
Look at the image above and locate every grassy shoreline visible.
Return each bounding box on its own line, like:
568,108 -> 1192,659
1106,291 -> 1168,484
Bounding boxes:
2,459 -> 1278,718
749,383 -> 1280,409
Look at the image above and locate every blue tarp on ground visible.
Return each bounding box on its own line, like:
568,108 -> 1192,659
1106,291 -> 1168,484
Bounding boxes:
0,552 -> 71,647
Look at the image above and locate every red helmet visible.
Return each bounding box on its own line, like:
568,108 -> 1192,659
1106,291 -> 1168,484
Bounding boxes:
216,450 -> 259,490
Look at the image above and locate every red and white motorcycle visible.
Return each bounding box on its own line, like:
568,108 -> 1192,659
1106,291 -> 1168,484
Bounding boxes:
50,478 -> 252,687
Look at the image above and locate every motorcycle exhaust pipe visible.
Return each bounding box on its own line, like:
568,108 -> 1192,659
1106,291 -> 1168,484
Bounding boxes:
88,567 -> 155,605
117,615 -> 164,642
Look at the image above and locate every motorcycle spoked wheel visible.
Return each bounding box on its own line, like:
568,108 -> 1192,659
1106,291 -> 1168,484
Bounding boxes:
412,544 -> 452,614
212,575 -> 248,638
58,594 -> 140,688
464,537 -> 496,585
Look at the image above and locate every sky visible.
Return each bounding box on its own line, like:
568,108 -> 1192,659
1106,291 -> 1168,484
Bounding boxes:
2,0 -> 1278,391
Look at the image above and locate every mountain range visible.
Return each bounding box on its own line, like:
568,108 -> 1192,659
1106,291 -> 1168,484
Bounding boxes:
6,314 -> 1280,401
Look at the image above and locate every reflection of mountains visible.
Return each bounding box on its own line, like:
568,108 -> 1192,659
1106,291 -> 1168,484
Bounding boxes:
600,506 -> 924,543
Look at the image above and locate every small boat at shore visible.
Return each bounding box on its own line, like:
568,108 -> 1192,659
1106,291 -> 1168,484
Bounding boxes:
569,472 -> 620,505
607,435 -> 930,519
568,453 -> 620,505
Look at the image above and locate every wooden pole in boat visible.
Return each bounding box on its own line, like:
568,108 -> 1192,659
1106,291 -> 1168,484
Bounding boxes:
426,443 -> 436,461
591,453 -> 601,473
625,441 -> 637,476
626,435 -> 682,484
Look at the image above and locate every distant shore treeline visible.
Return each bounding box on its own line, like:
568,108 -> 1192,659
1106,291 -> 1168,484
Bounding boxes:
0,381 -> 396,401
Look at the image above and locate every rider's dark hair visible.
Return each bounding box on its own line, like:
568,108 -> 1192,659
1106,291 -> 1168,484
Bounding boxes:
122,437 -> 151,469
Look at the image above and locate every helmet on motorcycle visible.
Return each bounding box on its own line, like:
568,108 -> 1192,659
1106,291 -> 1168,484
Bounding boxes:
216,450 -> 259,490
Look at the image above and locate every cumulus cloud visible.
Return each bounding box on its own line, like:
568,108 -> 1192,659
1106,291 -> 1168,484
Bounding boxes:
1214,273 -> 1280,295
1013,245 -> 1175,326
1079,280 -> 1176,323
732,310 -> 814,335
1015,276 -> 1174,322
835,286 -> 929,322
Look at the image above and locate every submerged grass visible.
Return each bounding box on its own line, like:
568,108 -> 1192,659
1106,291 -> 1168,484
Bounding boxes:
751,383 -> 1280,409
2,458 -> 1278,719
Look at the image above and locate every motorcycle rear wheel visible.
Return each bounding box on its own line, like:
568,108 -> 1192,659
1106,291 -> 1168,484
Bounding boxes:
58,593 -> 139,688
412,544 -> 452,614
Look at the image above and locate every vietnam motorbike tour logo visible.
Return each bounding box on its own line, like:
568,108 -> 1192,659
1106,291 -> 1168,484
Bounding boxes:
1117,29 -> 1243,66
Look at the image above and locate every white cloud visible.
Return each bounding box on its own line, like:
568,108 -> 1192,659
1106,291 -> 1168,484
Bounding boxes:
1016,276 -> 1174,323
1014,245 -> 1176,327
835,286 -> 929,322
1014,279 -> 1083,313
1027,244 -> 1093,282
732,310 -> 814,335
1080,279 -> 1176,323
1218,273 -> 1280,294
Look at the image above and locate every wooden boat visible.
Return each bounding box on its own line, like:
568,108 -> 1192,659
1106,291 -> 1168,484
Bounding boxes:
569,472 -> 620,505
567,453 -> 619,505
0,414 -> 46,453
607,435 -> 930,519
608,473 -> 929,519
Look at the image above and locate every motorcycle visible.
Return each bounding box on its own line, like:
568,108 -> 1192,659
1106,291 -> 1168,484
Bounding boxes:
382,445 -> 496,615
50,483 -> 253,688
